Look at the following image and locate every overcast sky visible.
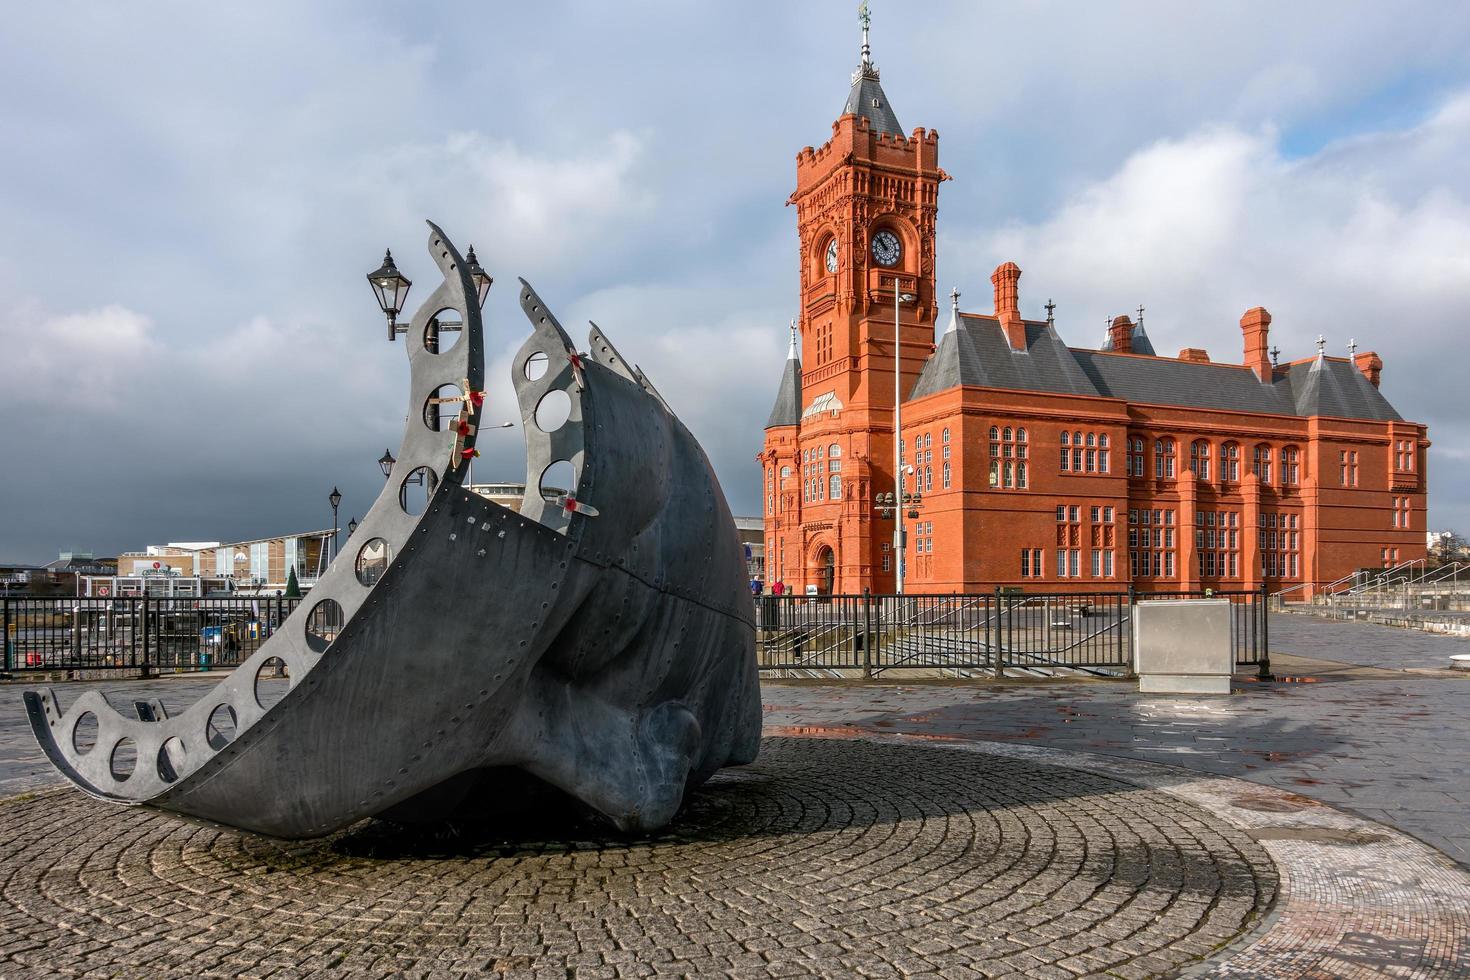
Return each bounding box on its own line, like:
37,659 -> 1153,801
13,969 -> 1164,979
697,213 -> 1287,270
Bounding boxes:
2,1 -> 1468,563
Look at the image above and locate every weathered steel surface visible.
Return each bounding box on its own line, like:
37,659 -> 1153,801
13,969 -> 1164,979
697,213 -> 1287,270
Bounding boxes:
24,223 -> 761,837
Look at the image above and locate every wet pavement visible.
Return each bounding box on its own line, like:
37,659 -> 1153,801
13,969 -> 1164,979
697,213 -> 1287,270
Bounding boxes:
3,614 -> 1468,870
1268,609 -> 1468,670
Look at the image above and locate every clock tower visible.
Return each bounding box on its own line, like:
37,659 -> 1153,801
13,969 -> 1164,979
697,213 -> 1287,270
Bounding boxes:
761,6 -> 946,594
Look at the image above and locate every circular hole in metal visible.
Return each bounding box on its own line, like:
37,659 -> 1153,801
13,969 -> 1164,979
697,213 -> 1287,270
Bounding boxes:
534,388 -> 572,433
423,383 -> 463,432
110,737 -> 138,781
305,599 -> 344,653
399,466 -> 438,516
539,459 -> 576,502
524,351 -> 549,381
255,657 -> 291,710
354,537 -> 393,587
206,704 -> 238,750
73,712 -> 98,754
157,737 -> 186,783
424,307 -> 464,355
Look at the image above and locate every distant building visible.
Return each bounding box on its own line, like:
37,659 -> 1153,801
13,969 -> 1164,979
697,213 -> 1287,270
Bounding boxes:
1,552 -> 117,596
465,482 -> 527,513
735,517 -> 765,586
99,531 -> 335,596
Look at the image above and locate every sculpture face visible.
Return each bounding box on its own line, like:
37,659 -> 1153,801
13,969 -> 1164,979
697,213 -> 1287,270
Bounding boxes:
24,222 -> 762,838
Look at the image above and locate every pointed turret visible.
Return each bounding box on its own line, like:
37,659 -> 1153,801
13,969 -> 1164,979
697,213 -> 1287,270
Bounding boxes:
765,321 -> 802,429
842,2 -> 903,135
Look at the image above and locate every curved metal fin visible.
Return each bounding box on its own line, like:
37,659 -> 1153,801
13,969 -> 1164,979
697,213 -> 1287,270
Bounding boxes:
587,322 -> 638,382
517,278 -> 576,351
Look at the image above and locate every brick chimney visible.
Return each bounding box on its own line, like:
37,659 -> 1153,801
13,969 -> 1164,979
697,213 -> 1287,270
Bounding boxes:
991,262 -> 1026,350
1241,307 -> 1272,381
1354,350 -> 1383,388
1109,315 -> 1133,354
1178,348 -> 1210,363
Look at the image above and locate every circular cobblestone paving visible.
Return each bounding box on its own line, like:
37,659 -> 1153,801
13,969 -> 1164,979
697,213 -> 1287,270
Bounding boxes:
0,737 -> 1276,979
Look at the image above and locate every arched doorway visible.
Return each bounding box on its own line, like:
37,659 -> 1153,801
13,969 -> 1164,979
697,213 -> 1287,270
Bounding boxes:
816,547 -> 835,596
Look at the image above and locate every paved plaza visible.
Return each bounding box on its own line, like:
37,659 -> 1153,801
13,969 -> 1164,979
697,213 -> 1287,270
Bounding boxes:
0,612 -> 1467,977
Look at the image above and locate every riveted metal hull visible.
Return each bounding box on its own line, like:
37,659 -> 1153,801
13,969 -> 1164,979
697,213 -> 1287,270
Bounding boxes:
25,223 -> 760,837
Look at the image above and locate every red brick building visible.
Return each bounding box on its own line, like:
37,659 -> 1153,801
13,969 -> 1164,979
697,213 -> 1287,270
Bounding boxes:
758,24 -> 1428,598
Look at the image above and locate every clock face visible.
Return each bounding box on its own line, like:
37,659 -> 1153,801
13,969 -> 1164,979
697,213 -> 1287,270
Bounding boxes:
824,238 -> 839,273
871,230 -> 902,267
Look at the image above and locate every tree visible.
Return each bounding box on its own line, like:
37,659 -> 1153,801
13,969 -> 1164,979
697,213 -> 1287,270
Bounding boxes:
284,566 -> 301,598
1431,530 -> 1467,568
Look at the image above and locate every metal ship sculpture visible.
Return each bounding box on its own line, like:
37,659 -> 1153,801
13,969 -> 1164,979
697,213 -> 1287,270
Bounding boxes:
24,222 -> 762,838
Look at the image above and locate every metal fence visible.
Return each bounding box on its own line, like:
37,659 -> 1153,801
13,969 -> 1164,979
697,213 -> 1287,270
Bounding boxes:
2,597 -> 300,675
756,587 -> 1269,678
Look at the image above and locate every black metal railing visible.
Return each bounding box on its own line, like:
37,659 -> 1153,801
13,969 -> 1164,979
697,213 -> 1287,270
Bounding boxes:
1,597 -> 301,675
756,586 -> 1269,678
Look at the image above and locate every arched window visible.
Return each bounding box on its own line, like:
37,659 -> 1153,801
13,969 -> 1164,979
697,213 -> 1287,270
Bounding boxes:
829,474 -> 841,500
990,425 -> 1000,440
924,466 -> 933,492
942,461 -> 951,488
942,428 -> 950,443
924,432 -> 932,448
1127,437 -> 1145,477
1252,444 -> 1272,484
1017,462 -> 1028,488
1221,442 -> 1240,481
828,443 -> 841,457
1190,441 -> 1211,480
1155,438 -> 1177,478
1281,446 -> 1300,485
1085,432 -> 1096,447
1017,428 -> 1027,443
1002,426 -> 1012,442
1061,431 -> 1070,445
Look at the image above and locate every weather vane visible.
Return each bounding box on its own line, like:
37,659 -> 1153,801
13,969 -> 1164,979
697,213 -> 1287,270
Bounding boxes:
1136,304 -> 1145,326
950,286 -> 961,311
1347,337 -> 1357,356
1045,298 -> 1056,326
1269,345 -> 1280,366
1316,334 -> 1326,356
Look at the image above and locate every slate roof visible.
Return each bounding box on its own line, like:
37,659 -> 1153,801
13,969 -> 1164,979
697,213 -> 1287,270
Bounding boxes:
908,313 -> 1406,422
910,315 -> 1100,401
1286,356 -> 1402,422
765,351 -> 802,429
843,70 -> 903,137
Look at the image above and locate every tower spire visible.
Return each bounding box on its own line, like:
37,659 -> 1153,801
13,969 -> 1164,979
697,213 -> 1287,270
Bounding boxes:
944,287 -> 961,335
788,318 -> 799,359
842,1 -> 902,134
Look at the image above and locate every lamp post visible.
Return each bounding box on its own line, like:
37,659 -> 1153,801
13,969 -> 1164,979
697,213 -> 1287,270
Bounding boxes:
378,449 -> 396,480
347,517 -> 358,537
367,250 -> 413,341
892,280 -> 917,594
328,486 -> 342,561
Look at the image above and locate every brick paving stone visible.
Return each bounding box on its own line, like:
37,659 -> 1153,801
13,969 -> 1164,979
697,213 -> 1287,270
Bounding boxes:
0,737 -> 1275,979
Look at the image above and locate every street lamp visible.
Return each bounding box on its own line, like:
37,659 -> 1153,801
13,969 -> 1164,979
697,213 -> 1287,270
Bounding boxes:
367,250 -> 413,341
892,281 -> 917,594
378,449 -> 396,479
465,246 -> 493,309
328,486 -> 342,560
347,517 -> 358,536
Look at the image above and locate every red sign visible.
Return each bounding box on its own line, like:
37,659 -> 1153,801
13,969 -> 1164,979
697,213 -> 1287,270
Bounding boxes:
98,586 -> 111,597
152,562 -> 161,570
